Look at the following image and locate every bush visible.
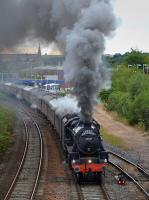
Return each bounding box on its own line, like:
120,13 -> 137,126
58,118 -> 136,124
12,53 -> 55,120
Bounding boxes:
131,91 -> 149,129
99,89 -> 112,103
124,49 -> 147,65
111,66 -> 134,92
107,91 -> 124,111
128,73 -> 149,100
101,66 -> 149,130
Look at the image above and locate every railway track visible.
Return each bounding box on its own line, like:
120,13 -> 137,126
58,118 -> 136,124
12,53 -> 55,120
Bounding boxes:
2,97 -> 122,200
81,184 -> 110,200
70,170 -> 111,200
70,183 -> 111,200
4,108 -> 43,200
3,94 -> 148,200
108,151 -> 149,199
108,151 -> 149,177
22,103 -> 71,200
22,102 -> 113,200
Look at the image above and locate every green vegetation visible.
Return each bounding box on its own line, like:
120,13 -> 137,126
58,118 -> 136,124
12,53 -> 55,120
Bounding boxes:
101,128 -> 128,150
100,50 -> 149,131
0,95 -> 15,159
106,49 -> 149,68
124,49 -> 149,65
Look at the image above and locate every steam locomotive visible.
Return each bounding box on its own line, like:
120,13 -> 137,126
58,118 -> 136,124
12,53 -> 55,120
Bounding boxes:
63,113 -> 108,181
0,83 -> 108,181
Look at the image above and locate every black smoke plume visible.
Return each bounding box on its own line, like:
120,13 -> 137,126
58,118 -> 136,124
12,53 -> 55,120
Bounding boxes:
0,0 -> 116,122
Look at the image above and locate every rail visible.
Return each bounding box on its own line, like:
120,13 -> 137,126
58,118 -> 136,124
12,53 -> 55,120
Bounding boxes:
4,107 -> 43,200
109,161 -> 149,199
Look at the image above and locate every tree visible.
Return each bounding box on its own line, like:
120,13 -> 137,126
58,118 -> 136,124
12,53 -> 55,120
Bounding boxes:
124,49 -> 148,65
99,66 -> 149,130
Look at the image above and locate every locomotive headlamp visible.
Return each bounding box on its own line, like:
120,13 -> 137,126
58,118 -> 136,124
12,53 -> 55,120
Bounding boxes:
88,159 -> 92,163
72,159 -> 76,164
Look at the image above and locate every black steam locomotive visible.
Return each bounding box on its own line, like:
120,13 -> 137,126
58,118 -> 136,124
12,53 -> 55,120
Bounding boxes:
0,83 -> 108,181
63,113 -> 108,181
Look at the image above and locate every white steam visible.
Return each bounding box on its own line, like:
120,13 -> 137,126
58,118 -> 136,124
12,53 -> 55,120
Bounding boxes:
50,96 -> 80,116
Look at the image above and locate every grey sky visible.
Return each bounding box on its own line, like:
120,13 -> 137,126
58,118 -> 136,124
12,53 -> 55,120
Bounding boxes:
105,0 -> 149,54
3,0 -> 148,55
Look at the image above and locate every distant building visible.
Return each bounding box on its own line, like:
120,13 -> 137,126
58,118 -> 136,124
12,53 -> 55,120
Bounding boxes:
36,44 -> 44,67
0,45 -> 65,75
42,54 -> 65,66
34,66 -> 64,80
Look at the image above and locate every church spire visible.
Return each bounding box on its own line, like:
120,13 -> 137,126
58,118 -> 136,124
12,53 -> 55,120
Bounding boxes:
37,43 -> 41,57
36,43 -> 43,67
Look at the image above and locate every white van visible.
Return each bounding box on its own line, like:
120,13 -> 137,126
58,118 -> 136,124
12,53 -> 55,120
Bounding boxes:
42,83 -> 60,94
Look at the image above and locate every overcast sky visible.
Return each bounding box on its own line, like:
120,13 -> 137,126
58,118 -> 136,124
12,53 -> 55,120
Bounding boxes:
11,0 -> 149,55
105,0 -> 149,54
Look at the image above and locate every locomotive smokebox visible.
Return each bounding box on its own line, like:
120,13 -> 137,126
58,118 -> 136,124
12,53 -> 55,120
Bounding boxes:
79,119 -> 92,126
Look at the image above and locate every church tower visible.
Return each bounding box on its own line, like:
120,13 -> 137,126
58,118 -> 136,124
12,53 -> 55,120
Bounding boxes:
37,43 -> 41,57
36,43 -> 43,67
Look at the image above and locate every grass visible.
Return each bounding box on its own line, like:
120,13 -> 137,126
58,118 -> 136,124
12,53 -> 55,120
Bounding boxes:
104,106 -> 147,133
106,109 -> 129,125
0,132 -> 12,158
101,128 -> 129,150
0,95 -> 15,159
